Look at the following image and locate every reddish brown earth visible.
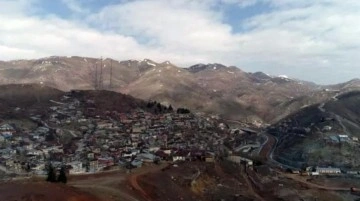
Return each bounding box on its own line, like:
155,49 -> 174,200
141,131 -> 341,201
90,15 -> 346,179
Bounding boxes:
259,133 -> 275,161
135,162 -> 260,201
69,164 -> 168,201
0,181 -> 102,201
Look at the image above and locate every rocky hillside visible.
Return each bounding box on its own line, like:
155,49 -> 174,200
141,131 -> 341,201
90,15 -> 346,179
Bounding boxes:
0,56 -> 358,124
0,84 -> 170,119
0,182 -> 102,201
268,90 -> 360,169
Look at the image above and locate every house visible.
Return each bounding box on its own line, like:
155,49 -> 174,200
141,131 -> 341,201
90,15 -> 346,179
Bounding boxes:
98,157 -> 114,169
310,172 -> 320,176
0,124 -> 15,137
322,126 -> 332,131
89,160 -> 99,172
329,136 -> 339,143
136,153 -> 156,163
339,135 -> 349,142
155,150 -> 169,160
346,170 -> 358,175
173,150 -> 190,162
227,155 -> 253,166
162,149 -> 172,155
205,155 -> 215,163
149,146 -> 160,152
68,161 -> 85,174
131,159 -> 143,168
87,152 -> 95,160
172,155 -> 186,162
316,167 -> 341,174
97,122 -> 113,129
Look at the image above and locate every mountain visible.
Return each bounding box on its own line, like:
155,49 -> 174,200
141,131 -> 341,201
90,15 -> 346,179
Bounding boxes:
268,90 -> 360,169
0,84 -> 166,118
0,56 -> 358,125
326,78 -> 360,91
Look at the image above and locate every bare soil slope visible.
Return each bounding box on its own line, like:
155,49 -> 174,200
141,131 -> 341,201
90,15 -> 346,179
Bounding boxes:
0,182 -> 102,201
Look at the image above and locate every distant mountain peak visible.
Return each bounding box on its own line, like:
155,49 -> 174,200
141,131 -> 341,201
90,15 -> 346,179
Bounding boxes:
186,63 -> 228,73
141,59 -> 157,67
161,61 -> 172,65
278,75 -> 289,79
251,72 -> 272,80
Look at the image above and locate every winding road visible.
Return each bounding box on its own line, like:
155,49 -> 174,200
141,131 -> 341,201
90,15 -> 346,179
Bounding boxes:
226,119 -> 353,192
259,133 -> 352,192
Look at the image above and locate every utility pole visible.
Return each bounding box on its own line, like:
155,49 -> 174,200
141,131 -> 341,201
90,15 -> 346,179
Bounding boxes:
99,57 -> 103,90
109,59 -> 113,89
95,63 -> 98,90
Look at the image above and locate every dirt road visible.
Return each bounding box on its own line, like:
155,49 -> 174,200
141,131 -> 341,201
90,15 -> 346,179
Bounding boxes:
70,170 -> 139,201
128,163 -> 168,201
277,172 -> 350,191
241,166 -> 266,201
69,164 -> 167,201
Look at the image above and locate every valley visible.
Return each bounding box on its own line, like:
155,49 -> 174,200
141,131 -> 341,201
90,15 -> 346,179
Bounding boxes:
0,57 -> 359,201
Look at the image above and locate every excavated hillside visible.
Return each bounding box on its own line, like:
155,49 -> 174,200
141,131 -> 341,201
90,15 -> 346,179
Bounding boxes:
269,90 -> 360,169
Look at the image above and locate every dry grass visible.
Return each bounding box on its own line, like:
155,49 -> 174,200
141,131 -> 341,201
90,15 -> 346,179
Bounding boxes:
190,174 -> 216,195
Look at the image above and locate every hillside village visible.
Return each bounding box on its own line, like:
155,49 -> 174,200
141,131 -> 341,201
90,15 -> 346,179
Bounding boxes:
0,90 -> 231,177
0,87 -> 360,191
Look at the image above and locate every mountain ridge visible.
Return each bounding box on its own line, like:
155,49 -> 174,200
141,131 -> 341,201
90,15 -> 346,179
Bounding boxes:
0,56 -> 359,125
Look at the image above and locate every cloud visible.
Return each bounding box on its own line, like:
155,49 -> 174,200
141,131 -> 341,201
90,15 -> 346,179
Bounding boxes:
0,0 -> 359,84
61,0 -> 89,14
90,1 -> 238,52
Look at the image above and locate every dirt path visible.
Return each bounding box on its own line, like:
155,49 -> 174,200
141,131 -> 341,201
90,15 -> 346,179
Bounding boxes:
277,172 -> 350,191
128,163 -> 168,201
240,165 -> 266,201
69,164 -> 166,201
72,183 -> 139,201
69,170 -> 139,201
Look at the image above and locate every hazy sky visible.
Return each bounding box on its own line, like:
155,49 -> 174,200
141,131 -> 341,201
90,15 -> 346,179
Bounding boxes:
0,0 -> 359,84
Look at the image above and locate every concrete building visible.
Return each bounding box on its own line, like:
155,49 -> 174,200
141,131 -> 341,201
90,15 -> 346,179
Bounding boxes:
316,167 -> 341,174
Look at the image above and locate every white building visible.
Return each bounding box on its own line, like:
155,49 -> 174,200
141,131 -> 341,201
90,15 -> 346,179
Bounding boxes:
316,167 -> 341,174
68,161 -> 85,174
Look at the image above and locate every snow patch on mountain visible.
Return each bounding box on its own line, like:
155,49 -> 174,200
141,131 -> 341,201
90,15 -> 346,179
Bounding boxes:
147,61 -> 156,66
278,75 -> 289,79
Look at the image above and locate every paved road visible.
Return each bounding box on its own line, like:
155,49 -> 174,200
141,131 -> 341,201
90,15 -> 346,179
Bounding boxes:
318,102 -> 326,112
226,119 -> 351,192
234,144 -> 260,152
259,134 -> 352,192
